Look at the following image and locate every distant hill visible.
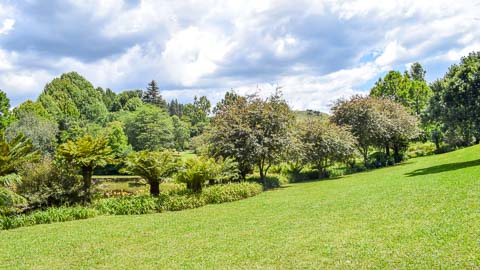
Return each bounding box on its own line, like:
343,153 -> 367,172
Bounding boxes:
294,110 -> 329,121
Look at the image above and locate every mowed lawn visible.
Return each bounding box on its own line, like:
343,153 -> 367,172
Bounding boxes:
1,147 -> 480,269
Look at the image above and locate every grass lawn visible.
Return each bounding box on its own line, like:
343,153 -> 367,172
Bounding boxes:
1,146 -> 480,269
179,150 -> 197,160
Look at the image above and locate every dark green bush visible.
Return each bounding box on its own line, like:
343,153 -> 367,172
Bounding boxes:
286,167 -> 319,183
1,182 -> 265,229
201,182 -> 263,204
367,152 -> 395,168
0,206 -> 97,230
17,158 -> 83,208
247,174 -> 288,189
94,196 -> 158,215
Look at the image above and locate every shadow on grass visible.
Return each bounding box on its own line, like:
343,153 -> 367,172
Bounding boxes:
289,176 -> 343,185
405,159 -> 480,177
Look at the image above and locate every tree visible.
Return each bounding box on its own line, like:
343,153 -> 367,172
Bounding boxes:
0,132 -> 40,214
111,90 -> 143,112
370,69 -> 432,115
122,150 -> 179,196
105,121 -> 132,157
143,80 -> 167,109
57,135 -> 115,202
409,62 -> 426,82
299,119 -> 356,178
6,113 -> 59,155
331,96 -> 386,165
210,90 -> 294,182
123,105 -> 174,151
183,96 -> 211,136
0,90 -> 12,130
176,156 -> 239,192
332,96 -> 419,164
425,52 -> 480,145
168,99 -> 184,117
38,72 -> 108,124
172,116 -> 190,151
13,100 -> 51,120
0,132 -> 41,178
100,88 -> 117,111
378,100 -> 420,162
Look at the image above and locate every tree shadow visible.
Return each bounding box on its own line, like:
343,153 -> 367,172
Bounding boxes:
405,159 -> 480,177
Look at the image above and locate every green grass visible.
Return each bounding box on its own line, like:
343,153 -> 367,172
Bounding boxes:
2,146 -> 480,269
179,150 -> 197,160
92,175 -> 140,179
95,181 -> 147,194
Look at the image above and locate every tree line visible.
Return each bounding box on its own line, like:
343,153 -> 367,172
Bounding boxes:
1,51 -> 480,213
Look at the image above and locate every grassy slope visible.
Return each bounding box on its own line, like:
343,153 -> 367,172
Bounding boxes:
1,146 -> 480,269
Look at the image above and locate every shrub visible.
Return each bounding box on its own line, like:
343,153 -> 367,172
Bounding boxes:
201,182 -> 263,204
0,206 -> 97,230
0,187 -> 28,215
285,166 -> 319,183
158,194 -> 206,211
94,196 -> 158,215
121,150 -> 180,196
176,156 -> 239,192
17,158 -> 83,208
367,152 -> 394,168
247,174 -> 288,189
406,142 -> 436,158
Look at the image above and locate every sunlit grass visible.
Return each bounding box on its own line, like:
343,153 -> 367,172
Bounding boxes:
1,146 -> 479,269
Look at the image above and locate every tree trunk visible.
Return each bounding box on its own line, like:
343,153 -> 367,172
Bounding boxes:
362,149 -> 369,167
149,180 -> 160,196
385,143 -> 390,157
81,166 -> 93,203
259,169 -> 265,185
259,160 -> 266,186
393,144 -> 401,163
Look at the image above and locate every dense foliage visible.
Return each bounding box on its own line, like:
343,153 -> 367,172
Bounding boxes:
1,52 -> 479,227
122,150 -> 180,195
210,90 -> 294,182
57,135 -> 115,201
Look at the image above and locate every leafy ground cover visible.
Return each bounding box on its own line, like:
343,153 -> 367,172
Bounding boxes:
1,146 -> 479,269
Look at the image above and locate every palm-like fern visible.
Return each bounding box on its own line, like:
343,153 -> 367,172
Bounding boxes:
0,132 -> 39,214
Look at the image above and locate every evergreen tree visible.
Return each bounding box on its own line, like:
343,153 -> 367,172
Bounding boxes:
143,80 -> 167,109
169,99 -> 184,117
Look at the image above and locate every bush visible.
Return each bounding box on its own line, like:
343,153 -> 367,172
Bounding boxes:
1,181 -> 266,229
0,187 -> 28,216
406,142 -> 436,158
201,182 -> 263,204
367,152 -> 395,168
158,194 -> 206,211
94,196 -> 158,215
17,158 -> 83,208
286,167 -> 320,183
247,174 -> 288,189
0,206 -> 97,230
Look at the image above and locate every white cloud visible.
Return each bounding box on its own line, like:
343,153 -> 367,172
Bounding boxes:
2,0 -> 480,110
0,18 -> 15,35
161,26 -> 235,86
0,70 -> 52,95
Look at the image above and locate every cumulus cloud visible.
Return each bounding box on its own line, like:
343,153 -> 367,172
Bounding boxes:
0,0 -> 479,110
0,19 -> 14,35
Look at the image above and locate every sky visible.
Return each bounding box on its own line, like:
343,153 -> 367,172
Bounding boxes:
0,0 -> 479,112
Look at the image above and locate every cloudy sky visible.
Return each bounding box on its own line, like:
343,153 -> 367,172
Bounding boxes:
0,0 -> 479,111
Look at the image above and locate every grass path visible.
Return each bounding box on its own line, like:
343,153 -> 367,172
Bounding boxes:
1,146 -> 480,269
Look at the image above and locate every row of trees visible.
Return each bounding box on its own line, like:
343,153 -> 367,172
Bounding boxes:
1,51 -> 480,214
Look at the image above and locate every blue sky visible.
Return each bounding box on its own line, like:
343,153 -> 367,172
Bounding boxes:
0,0 -> 479,111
